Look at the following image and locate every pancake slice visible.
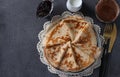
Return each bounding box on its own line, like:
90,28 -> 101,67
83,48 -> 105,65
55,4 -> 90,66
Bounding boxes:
72,45 -> 95,71
59,43 -> 79,72
44,44 -> 66,68
43,22 -> 72,47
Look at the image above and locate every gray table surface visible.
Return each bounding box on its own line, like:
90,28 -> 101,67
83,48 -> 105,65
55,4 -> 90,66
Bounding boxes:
0,0 -> 120,77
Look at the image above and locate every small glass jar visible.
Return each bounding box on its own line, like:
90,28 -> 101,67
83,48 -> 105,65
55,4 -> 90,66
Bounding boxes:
95,0 -> 119,23
66,0 -> 82,12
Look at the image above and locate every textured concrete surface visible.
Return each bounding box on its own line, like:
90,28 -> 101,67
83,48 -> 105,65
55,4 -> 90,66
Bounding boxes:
0,0 -> 120,77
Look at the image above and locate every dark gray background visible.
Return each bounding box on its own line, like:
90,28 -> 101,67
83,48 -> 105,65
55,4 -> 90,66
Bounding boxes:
0,0 -> 120,77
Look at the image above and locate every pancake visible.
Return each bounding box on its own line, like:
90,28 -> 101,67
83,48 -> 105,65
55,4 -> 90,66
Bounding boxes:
42,15 -> 101,72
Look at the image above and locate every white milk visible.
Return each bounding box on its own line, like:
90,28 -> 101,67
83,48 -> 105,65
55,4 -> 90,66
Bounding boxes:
66,0 -> 82,12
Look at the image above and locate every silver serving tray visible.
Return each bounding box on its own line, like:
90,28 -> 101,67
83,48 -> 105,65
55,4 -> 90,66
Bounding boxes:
37,11 -> 104,77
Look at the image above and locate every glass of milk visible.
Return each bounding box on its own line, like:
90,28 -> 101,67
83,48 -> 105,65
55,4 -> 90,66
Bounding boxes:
66,0 -> 82,12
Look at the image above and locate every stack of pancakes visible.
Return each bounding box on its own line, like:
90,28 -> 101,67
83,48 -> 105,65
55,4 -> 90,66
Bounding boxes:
42,15 -> 101,72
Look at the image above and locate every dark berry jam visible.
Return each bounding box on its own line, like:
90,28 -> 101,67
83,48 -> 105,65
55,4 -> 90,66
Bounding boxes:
36,1 -> 52,17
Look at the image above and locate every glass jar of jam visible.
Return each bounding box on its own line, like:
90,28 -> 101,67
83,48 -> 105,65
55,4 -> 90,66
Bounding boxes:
36,0 -> 53,18
95,0 -> 119,23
